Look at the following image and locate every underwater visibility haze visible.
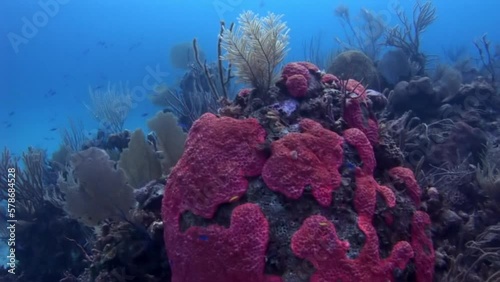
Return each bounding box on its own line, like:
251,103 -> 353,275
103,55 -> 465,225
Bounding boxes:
2,0 -> 500,281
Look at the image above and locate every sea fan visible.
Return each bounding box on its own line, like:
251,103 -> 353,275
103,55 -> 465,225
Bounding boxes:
220,11 -> 290,93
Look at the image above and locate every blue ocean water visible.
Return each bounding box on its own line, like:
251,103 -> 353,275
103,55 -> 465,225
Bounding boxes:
1,0 -> 499,157
0,0 -> 499,279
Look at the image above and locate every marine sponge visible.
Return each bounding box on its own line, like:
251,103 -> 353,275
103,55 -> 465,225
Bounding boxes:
262,119 -> 343,206
162,87 -> 435,281
162,113 -> 277,281
163,113 -> 267,219
165,203 -> 275,282
291,184 -> 412,282
281,62 -> 321,98
285,74 -> 309,97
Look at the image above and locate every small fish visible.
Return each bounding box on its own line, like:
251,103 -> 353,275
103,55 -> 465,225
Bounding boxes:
5,123 -> 12,128
44,89 -> 56,98
82,48 -> 90,55
92,85 -> 104,91
141,113 -> 149,117
199,235 -> 209,241
8,111 -> 14,116
49,127 -> 57,131
345,161 -> 357,170
229,196 -> 239,202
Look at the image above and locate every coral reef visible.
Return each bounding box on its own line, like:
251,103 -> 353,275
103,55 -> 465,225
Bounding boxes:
5,5 -> 500,282
0,148 -> 92,282
162,61 -> 434,281
58,147 -> 136,226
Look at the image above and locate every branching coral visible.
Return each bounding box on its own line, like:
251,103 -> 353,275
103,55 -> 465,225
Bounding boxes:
381,111 -> 456,166
86,83 -> 132,134
221,11 -> 290,94
192,21 -> 234,103
149,81 -> 215,130
443,224 -> 500,281
334,6 -> 386,60
385,0 -> 437,74
60,118 -> 88,152
0,147 -> 62,221
474,34 -> 497,86
476,145 -> 500,205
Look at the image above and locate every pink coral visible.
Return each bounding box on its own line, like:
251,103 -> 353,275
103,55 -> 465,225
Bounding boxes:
291,214 -> 413,282
282,62 -> 310,80
166,203 -> 278,282
321,73 -> 340,85
161,104 -> 435,281
295,61 -> 320,73
341,78 -> 367,100
164,113 -> 267,218
162,113 -> 277,282
281,62 -> 320,98
285,74 -> 309,97
343,128 -> 376,175
354,168 -> 396,217
262,119 -> 343,206
389,166 -> 422,206
162,113 -> 267,221
344,98 -> 380,145
238,88 -> 253,97
411,211 -> 435,282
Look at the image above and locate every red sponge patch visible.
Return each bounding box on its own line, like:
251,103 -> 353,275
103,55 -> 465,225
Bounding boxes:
286,74 -> 309,98
164,113 -> 267,219
167,203 -> 273,282
262,119 -> 343,206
